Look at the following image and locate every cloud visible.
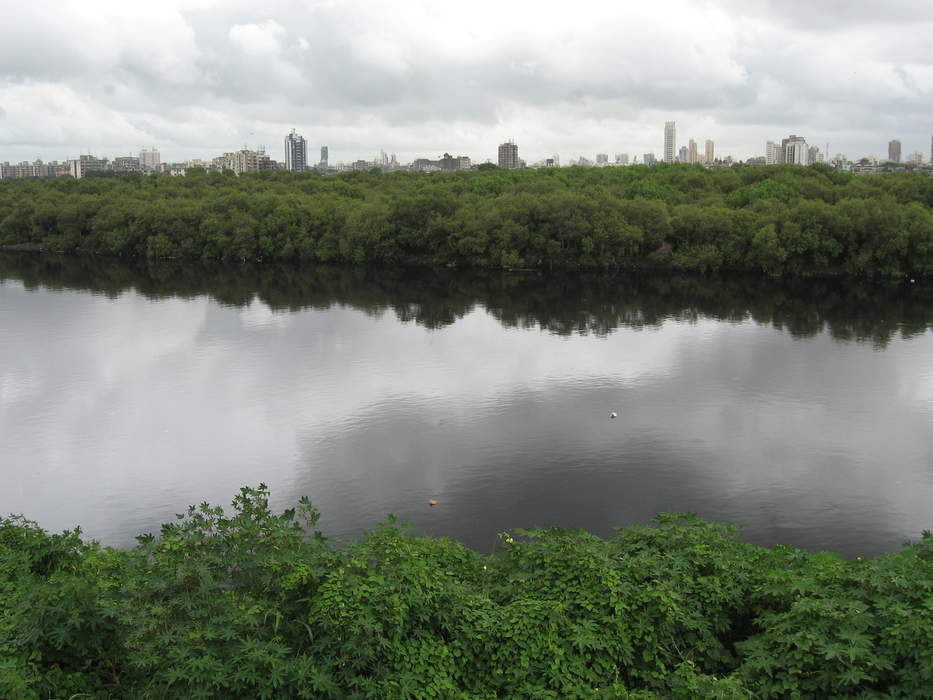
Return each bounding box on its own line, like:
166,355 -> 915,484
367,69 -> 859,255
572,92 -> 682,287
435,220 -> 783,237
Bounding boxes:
229,20 -> 287,56
0,0 -> 931,164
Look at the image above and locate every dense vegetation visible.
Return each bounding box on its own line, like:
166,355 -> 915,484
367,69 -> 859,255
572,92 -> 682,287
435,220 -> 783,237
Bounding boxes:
2,486 -> 932,698
2,252 -> 931,349
2,164 -> 933,276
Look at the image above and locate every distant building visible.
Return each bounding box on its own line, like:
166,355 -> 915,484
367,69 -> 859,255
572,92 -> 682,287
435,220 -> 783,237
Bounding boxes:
212,148 -> 274,175
285,129 -> 307,172
139,148 -> 160,172
70,154 -> 110,179
113,156 -> 142,173
545,158 -> 556,167
643,152 -> 657,166
746,156 -> 766,165
0,159 -> 66,178
614,153 -> 629,165
438,153 -> 472,171
410,158 -> 440,172
320,146 -> 329,168
596,153 -> 608,165
907,151 -> 923,165
705,139 -> 714,164
888,139 -> 901,163
498,141 -> 519,169
687,139 -> 698,164
663,121 -> 676,163
765,141 -> 782,165
678,146 -> 688,163
782,135 -> 808,165
808,145 -> 824,164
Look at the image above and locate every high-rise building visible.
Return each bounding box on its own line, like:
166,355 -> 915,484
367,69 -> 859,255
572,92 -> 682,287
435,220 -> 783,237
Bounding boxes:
614,153 -> 629,165
643,152 -> 657,166
320,146 -> 329,168
765,141 -> 782,165
678,146 -> 688,163
785,141 -> 808,166
498,140 -> 519,169
139,148 -> 160,172
782,135 -> 808,165
705,140 -> 714,164
284,129 -> 307,172
596,153 -> 608,165
888,139 -> 902,163
663,121 -> 676,163
687,139 -> 698,164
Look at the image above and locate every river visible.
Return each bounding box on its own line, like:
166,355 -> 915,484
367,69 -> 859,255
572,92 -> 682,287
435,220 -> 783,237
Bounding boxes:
1,252 -> 931,557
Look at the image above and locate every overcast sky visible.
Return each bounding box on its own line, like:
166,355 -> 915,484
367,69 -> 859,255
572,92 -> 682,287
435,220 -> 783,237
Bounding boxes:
1,0 -> 932,165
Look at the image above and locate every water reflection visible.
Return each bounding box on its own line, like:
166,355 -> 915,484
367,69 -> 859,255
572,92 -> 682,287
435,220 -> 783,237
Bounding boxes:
0,252 -> 930,558
2,252 -> 931,345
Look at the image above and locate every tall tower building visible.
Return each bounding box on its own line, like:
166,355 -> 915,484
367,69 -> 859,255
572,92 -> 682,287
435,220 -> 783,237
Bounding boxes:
663,121 -> 676,163
498,140 -> 519,169
284,129 -> 307,172
705,139 -> 714,164
320,146 -> 329,168
139,148 -> 161,172
888,139 -> 902,163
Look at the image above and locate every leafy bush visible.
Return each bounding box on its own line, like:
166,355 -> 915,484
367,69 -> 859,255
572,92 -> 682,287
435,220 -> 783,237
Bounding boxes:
1,487 -> 931,697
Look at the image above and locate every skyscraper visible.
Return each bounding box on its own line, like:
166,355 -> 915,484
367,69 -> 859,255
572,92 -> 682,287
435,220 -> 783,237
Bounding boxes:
888,139 -> 901,163
284,129 -> 307,172
705,139 -> 714,164
663,121 -> 676,163
678,146 -> 688,163
498,141 -> 519,169
320,146 -> 329,168
139,148 -> 160,172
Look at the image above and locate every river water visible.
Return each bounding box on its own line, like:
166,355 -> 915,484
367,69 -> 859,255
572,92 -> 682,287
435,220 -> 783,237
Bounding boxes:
1,253 -> 931,557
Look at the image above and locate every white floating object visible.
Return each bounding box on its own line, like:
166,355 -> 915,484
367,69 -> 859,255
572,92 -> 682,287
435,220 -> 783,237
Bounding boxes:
609,411 -> 618,419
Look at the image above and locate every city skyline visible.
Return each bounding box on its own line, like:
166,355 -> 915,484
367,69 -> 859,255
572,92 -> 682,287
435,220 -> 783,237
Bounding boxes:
1,1 -> 932,166
2,125 -> 930,179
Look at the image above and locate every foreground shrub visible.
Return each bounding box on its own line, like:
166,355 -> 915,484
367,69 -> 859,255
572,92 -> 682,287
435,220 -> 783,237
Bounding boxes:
1,485 -> 931,698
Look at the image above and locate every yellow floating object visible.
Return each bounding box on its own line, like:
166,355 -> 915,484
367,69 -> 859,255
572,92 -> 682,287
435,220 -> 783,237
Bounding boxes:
428,499 -> 438,506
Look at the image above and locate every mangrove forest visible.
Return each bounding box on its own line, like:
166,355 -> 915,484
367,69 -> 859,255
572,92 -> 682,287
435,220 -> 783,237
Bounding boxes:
2,164 -> 933,276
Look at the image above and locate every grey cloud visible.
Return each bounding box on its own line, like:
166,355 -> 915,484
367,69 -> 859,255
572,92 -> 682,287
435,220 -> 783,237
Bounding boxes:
0,0 -> 932,163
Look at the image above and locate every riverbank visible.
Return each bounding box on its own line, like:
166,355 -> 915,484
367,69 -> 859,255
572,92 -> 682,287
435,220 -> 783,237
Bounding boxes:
2,485 -> 931,698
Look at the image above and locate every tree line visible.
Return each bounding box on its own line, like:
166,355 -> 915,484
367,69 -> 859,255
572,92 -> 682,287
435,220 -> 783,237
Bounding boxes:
1,163 -> 933,276
2,485 -> 932,698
